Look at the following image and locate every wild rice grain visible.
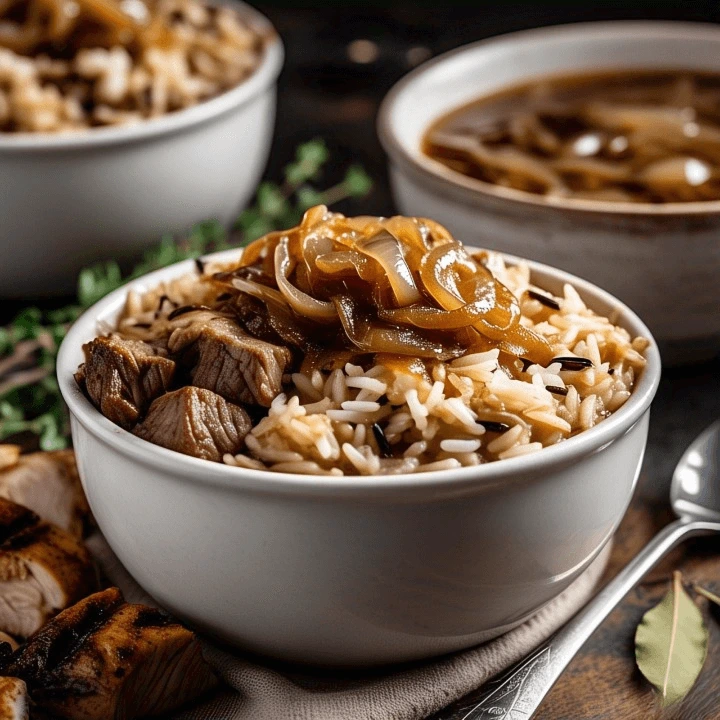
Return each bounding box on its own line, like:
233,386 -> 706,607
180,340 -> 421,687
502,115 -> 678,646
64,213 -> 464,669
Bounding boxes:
527,289 -> 561,310
553,356 -> 594,371
477,420 -> 511,433
372,423 -> 392,458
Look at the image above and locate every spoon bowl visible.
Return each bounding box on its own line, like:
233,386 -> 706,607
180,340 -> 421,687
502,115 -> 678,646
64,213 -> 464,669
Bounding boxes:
672,421 -> 720,523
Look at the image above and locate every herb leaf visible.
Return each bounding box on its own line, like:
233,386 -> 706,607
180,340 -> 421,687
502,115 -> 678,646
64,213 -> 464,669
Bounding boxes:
284,139 -> 330,187
635,571 -> 708,706
343,165 -> 373,197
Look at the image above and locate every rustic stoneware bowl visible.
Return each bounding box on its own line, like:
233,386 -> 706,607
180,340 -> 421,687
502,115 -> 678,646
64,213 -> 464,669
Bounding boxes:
379,21 -> 720,365
57,247 -> 661,667
0,1 -> 282,297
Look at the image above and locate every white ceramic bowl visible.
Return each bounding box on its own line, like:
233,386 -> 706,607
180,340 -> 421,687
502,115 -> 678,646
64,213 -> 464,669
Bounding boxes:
0,1 -> 282,298
379,21 -> 720,365
57,249 -> 661,666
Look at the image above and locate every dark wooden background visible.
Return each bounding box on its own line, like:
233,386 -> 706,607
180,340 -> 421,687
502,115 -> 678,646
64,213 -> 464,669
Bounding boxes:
3,1 -> 720,716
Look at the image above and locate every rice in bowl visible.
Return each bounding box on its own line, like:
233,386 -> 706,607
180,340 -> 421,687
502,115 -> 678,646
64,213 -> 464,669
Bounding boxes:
0,0 -> 265,132
76,207 -> 648,475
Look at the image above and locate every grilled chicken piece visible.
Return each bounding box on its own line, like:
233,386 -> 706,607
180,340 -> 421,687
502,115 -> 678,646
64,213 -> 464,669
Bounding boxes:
76,335 -> 176,430
2,587 -> 217,720
0,448 -> 20,474
0,499 -> 94,638
168,314 -> 291,407
0,677 -> 28,720
133,386 -> 251,461
0,451 -> 89,539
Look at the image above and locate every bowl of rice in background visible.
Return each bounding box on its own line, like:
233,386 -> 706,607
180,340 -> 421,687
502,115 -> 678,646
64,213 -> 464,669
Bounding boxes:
0,0 -> 283,297
379,21 -> 720,365
57,210 -> 661,666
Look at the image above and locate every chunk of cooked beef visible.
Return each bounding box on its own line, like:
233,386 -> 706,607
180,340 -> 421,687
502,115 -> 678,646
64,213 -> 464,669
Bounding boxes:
132,386 -> 251,461
76,335 -> 176,430
168,314 -> 291,407
0,677 -> 28,720
0,450 -> 89,539
2,587 -> 217,720
0,498 -> 95,638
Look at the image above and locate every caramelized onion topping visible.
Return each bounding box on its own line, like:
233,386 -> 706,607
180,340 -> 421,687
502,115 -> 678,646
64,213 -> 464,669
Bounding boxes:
216,206 -> 553,364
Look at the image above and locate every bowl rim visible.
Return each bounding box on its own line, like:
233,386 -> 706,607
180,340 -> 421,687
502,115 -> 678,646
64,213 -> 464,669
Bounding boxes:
57,246 -> 662,497
0,0 -> 283,153
378,19 -> 720,218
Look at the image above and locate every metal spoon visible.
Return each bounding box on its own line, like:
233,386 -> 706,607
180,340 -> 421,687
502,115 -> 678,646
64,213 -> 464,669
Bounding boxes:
442,420 -> 720,720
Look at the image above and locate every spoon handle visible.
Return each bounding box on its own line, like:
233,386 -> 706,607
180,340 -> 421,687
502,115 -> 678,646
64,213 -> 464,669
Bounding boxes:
449,518 -> 720,720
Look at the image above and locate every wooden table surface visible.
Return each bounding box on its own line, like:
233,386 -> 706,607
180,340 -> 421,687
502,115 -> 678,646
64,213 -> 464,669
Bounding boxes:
3,3 -> 720,717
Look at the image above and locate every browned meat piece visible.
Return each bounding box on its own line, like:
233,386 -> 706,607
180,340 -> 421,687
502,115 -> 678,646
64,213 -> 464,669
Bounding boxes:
2,587 -> 217,720
76,335 -> 176,430
0,677 -> 28,720
0,450 -> 89,539
133,386 -> 251,461
0,448 -> 19,474
0,499 -> 94,638
168,314 -> 291,407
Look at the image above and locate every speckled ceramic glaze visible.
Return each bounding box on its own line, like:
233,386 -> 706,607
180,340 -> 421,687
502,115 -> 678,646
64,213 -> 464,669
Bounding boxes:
57,249 -> 661,667
0,1 -> 282,297
379,22 -> 720,365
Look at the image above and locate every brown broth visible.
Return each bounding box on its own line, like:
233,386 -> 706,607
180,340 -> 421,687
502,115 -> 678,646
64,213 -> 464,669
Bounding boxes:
422,69 -> 720,203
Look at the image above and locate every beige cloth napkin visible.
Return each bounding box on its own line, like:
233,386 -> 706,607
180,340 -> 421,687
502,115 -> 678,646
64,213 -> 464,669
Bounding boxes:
86,536 -> 611,720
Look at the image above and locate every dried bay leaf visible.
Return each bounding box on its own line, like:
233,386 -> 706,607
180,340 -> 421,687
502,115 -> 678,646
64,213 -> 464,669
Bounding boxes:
635,571 -> 708,706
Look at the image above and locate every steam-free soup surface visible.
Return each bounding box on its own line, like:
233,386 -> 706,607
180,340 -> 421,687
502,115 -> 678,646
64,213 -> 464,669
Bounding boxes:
423,70 -> 720,203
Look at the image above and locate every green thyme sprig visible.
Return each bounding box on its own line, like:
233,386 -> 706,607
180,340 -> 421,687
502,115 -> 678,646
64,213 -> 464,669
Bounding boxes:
0,139 -> 372,450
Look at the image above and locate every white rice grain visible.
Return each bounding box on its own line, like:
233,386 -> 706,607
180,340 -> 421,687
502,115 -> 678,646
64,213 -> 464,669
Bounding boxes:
440,438 -> 482,453
353,423 -> 367,447
499,442 -> 543,460
344,363 -> 364,377
291,373 -> 322,402
416,459 -> 462,473
341,400 -> 381,413
404,441 -> 427,458
345,376 -> 387,394
450,349 -> 499,368
303,397 -> 334,415
486,424 -> 523,454
579,395 -> 597,429
587,333 -> 602,367
405,389 -> 429,431
342,443 -> 374,474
